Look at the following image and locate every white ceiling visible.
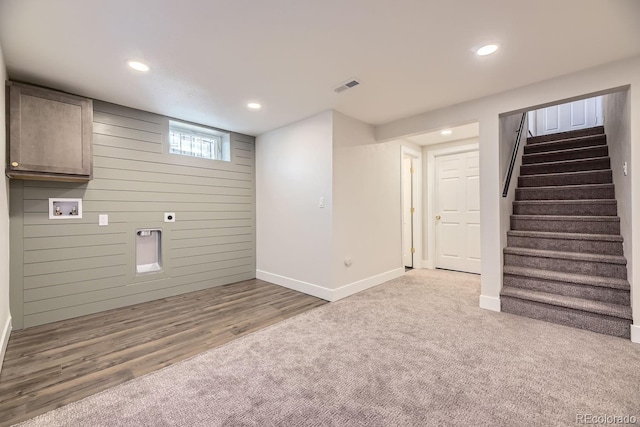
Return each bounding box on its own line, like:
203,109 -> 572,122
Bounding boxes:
406,123 -> 479,147
1,0 -> 639,136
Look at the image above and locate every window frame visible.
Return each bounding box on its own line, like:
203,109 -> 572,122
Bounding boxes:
168,120 -> 231,162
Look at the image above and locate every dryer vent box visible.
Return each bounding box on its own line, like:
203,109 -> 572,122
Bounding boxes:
136,229 -> 162,274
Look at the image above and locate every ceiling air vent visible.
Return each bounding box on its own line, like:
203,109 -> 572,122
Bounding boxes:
334,78 -> 360,94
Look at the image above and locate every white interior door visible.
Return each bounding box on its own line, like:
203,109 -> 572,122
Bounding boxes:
402,156 -> 413,268
434,150 -> 481,274
534,96 -> 603,136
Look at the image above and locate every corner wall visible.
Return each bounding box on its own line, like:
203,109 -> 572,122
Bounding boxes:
0,43 -> 11,373
376,55 -> 640,341
331,112 -> 404,298
256,111 -> 334,299
256,110 -> 407,301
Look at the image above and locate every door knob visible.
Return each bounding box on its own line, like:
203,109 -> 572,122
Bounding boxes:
435,215 -> 441,220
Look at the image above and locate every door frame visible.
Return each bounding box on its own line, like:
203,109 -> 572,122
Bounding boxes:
401,146 -> 422,270
426,142 -> 479,270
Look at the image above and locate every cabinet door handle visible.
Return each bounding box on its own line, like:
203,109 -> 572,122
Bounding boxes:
11,162 -> 18,167
435,215 -> 441,220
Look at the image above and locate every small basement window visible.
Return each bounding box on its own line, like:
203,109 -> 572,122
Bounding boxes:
169,120 -> 231,161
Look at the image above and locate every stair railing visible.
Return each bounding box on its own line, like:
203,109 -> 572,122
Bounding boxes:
502,112 -> 527,197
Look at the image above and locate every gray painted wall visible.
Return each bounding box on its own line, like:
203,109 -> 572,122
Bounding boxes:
10,101 -> 256,329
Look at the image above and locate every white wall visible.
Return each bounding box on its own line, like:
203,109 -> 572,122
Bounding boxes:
499,113 -> 528,266
0,42 -> 12,373
257,110 -> 408,301
603,90 -> 633,308
332,112 -> 404,296
376,55 -> 640,340
256,111 -> 334,299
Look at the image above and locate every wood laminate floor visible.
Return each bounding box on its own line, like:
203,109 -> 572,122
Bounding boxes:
0,279 -> 327,426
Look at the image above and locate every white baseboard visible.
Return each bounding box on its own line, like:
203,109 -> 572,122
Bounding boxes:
256,270 -> 334,301
479,295 -> 501,312
631,324 -> 640,344
332,267 -> 405,301
257,267 -> 405,302
0,314 -> 12,375
419,260 -> 434,270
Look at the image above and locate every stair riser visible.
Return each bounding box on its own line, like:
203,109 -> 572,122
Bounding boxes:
504,253 -> 627,279
520,158 -> 610,175
516,186 -> 614,200
507,235 -> 623,256
511,218 -> 620,234
522,146 -> 608,165
501,297 -> 630,338
513,203 -> 617,216
524,136 -> 606,154
503,277 -> 630,305
518,170 -> 612,187
527,127 -> 604,144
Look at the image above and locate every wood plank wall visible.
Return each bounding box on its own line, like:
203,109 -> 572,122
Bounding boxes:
9,101 -> 256,329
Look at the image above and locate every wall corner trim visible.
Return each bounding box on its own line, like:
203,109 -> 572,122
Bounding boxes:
256,270 -> 333,301
0,315 -> 12,375
332,267 -> 405,301
631,324 -> 640,344
479,295 -> 501,312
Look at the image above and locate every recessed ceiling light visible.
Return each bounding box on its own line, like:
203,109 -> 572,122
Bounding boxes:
476,44 -> 499,56
247,102 -> 262,110
127,61 -> 150,72
440,129 -> 453,136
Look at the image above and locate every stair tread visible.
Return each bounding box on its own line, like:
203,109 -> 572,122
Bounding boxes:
511,214 -> 619,222
525,134 -> 605,150
503,265 -> 630,290
507,230 -> 623,242
527,126 -> 604,144
517,183 -> 613,191
523,144 -> 607,158
504,246 -> 626,264
513,199 -> 616,205
520,169 -> 612,180
521,156 -> 609,169
501,287 -> 632,320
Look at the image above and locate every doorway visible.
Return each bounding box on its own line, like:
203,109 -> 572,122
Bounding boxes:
529,96 -> 603,136
401,146 -> 421,270
427,142 -> 481,274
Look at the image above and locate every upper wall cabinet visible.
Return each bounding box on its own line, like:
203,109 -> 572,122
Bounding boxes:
6,81 -> 93,181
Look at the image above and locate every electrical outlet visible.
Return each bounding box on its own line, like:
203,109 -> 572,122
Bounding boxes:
164,212 -> 176,223
98,214 -> 108,226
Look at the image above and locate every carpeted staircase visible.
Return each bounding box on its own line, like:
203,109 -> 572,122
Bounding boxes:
501,126 -> 632,338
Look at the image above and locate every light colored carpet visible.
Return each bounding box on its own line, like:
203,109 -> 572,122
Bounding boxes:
16,269 -> 640,426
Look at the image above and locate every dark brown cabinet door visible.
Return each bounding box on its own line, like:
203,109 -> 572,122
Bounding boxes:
7,82 -> 92,181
